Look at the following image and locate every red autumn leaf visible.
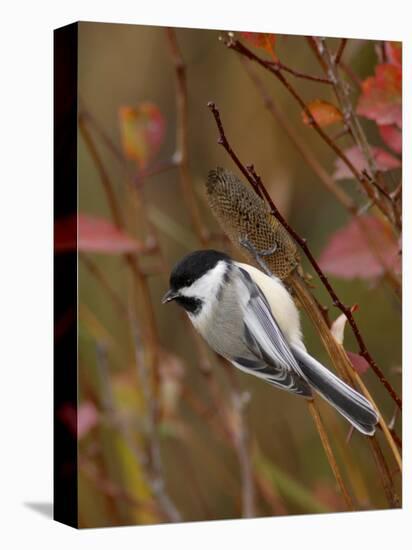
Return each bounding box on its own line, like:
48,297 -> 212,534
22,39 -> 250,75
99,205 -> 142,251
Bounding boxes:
241,32 -> 276,57
333,145 -> 400,180
119,102 -> 166,168
78,214 -> 145,254
318,215 -> 400,280
384,41 -> 402,67
357,63 -> 402,128
346,351 -> 369,375
378,124 -> 402,154
302,99 -> 343,128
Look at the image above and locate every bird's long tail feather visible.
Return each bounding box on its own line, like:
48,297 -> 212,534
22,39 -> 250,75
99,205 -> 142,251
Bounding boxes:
292,345 -> 379,435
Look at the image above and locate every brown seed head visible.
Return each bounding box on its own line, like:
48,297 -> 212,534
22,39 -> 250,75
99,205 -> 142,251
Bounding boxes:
206,167 -> 300,279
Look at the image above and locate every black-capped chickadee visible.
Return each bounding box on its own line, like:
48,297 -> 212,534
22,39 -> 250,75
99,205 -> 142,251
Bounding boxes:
162,250 -> 378,435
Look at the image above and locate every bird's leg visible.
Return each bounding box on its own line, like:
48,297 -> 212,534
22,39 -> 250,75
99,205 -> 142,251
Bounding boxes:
239,236 -> 277,277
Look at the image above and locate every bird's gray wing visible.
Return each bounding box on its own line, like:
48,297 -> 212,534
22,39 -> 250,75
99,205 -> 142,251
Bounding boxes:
233,267 -> 312,397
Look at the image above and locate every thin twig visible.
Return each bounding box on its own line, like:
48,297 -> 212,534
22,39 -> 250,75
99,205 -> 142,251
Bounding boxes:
327,413 -> 372,507
313,40 -> 379,178
189,346 -> 257,516
267,60 -> 332,84
80,254 -> 128,320
230,388 -> 256,517
313,38 -> 399,230
80,107 -> 169,253
80,107 -> 178,189
379,41 -> 388,63
79,107 -> 124,164
129,316 -> 182,522
334,38 -> 348,65
347,370 -> 402,472
219,358 -> 256,517
331,127 -> 351,141
366,171 -> 394,202
307,400 -> 354,509
134,158 -> 179,188
340,61 -> 362,90
183,382 -> 286,514
79,456 -> 159,516
165,28 -> 209,245
79,115 -> 124,226
306,36 -> 328,72
369,437 -> 400,507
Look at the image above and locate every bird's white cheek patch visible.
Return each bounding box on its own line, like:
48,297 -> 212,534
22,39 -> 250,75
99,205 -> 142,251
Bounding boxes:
183,261 -> 228,328
181,261 -> 226,300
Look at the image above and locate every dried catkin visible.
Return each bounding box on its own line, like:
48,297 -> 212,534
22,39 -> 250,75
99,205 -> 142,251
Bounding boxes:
206,167 -> 300,279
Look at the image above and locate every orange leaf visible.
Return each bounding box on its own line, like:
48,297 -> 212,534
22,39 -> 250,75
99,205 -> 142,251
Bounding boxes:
302,100 -> 343,127
119,102 -> 165,168
241,32 -> 277,58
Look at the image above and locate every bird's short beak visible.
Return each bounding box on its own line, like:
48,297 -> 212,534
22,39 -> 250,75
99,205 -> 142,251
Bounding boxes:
162,289 -> 179,304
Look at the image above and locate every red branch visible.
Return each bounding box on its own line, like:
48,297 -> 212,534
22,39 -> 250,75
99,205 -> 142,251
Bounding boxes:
267,60 -> 332,84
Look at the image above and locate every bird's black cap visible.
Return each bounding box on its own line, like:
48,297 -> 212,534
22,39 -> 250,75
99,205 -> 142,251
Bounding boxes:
169,249 -> 231,291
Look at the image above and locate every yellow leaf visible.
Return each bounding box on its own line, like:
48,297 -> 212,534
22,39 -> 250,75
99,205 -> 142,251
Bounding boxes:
119,103 -> 165,168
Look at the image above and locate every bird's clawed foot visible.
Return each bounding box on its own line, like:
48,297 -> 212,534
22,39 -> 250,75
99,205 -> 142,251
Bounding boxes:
239,236 -> 277,276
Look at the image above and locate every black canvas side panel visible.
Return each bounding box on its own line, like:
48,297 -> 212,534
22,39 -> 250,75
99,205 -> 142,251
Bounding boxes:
53,22 -> 78,529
